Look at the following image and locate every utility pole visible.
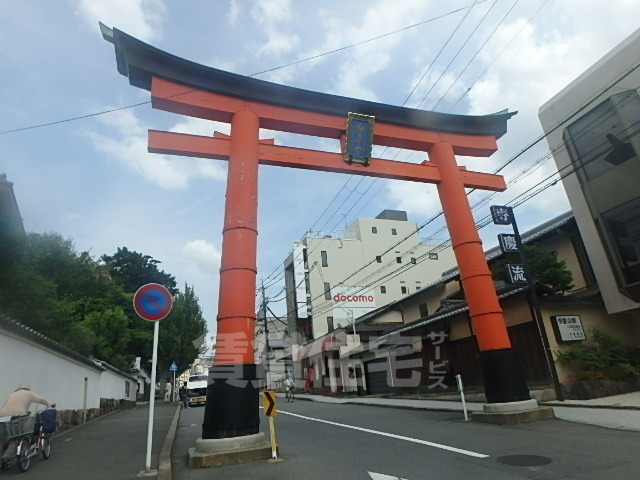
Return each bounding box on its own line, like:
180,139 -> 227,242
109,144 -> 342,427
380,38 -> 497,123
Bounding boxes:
261,280 -> 270,390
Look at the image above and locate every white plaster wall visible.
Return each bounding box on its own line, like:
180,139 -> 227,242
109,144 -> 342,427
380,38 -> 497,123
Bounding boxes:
99,368 -> 137,402
0,329 -> 135,411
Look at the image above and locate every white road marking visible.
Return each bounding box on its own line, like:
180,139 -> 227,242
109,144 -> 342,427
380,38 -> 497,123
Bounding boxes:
278,410 -> 489,458
368,471 -> 408,480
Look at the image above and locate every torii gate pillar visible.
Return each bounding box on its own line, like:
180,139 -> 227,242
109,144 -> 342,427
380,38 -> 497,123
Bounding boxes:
202,111 -> 262,439
429,142 -> 529,402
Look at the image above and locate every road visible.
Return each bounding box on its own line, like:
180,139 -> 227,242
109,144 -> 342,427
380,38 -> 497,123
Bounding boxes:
173,398 -> 640,480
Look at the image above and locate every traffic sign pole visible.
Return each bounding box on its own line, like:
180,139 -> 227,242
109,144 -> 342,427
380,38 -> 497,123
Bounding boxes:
132,283 -> 173,474
169,362 -> 178,402
146,320 -> 159,472
262,391 -> 278,459
268,416 -> 277,459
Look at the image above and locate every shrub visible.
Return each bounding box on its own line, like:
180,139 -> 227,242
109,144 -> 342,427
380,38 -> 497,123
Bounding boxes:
556,328 -> 640,381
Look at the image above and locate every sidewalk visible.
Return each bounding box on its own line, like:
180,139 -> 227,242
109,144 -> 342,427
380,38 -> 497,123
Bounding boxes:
20,402 -> 179,480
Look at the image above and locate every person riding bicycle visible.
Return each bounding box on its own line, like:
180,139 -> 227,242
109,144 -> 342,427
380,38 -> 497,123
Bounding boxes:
284,376 -> 295,402
0,385 -> 51,464
0,385 -> 50,419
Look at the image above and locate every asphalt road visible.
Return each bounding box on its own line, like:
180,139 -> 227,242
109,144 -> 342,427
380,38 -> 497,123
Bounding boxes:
173,398 -> 640,480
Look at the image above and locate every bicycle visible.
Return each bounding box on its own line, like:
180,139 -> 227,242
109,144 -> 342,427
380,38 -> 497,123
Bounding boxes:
285,387 -> 295,403
0,411 -> 52,472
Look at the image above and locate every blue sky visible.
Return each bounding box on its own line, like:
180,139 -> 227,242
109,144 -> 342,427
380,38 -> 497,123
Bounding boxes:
2,1 -> 639,341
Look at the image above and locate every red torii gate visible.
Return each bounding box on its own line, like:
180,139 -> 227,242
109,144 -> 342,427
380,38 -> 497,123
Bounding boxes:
103,26 -> 530,442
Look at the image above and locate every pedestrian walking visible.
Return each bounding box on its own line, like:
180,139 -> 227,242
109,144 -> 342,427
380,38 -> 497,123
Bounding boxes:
164,380 -> 172,403
179,382 -> 189,408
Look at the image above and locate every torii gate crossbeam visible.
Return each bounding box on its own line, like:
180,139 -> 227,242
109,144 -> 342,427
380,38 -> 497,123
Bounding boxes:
102,26 -> 531,447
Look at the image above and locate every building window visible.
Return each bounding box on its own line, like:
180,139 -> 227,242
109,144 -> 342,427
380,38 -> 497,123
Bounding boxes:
401,286 -> 407,294
564,90 -> 640,181
428,253 -> 439,260
603,198 -> 640,285
391,228 -> 397,235
324,282 -> 331,300
125,381 -> 130,397
372,227 -> 378,234
396,257 -> 402,263
411,257 -> 417,264
419,303 -> 429,317
376,255 -> 382,263
380,286 -> 387,294
321,251 -> 328,267
327,316 -> 334,331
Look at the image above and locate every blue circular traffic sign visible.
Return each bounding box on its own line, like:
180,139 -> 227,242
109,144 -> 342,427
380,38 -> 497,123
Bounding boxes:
133,283 -> 173,321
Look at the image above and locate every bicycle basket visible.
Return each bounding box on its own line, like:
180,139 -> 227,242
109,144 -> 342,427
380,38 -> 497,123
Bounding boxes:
0,416 -> 35,439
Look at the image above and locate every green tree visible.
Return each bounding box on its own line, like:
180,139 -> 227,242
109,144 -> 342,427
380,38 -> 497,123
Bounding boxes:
101,247 -> 178,294
492,244 -> 574,294
83,308 -> 132,370
157,285 -> 208,376
0,233 -> 77,332
1,236 -> 207,375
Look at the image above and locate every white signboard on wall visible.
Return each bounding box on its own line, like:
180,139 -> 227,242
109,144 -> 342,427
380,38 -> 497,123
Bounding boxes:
552,315 -> 586,342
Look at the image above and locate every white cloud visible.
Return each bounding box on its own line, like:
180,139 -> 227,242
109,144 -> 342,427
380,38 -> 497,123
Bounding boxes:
85,109 -> 227,189
386,181 -> 441,218
170,117 -> 230,137
251,0 -> 300,57
314,0 -> 432,99
182,239 -> 221,274
73,0 -> 166,42
228,0 -> 242,27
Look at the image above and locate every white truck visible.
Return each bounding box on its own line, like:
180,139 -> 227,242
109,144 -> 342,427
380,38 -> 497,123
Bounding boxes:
185,374 -> 208,406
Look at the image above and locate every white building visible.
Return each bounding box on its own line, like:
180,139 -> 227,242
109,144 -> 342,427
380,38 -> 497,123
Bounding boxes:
539,27 -> 640,318
284,209 -> 456,341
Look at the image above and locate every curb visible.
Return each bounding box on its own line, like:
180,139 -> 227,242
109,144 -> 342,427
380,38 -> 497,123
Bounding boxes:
293,393 -> 481,414
158,405 -> 181,480
541,402 -> 640,411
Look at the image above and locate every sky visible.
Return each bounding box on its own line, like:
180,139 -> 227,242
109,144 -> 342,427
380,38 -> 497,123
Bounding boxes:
2,0 -> 639,344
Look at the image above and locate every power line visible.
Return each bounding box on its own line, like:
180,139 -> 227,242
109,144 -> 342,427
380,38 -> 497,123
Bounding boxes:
402,0 -> 480,107
413,0 -> 498,109
448,0 -> 549,111
252,0 -> 491,78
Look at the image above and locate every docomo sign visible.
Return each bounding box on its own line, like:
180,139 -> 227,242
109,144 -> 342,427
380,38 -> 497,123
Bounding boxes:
333,293 -> 374,303
331,287 -> 376,309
